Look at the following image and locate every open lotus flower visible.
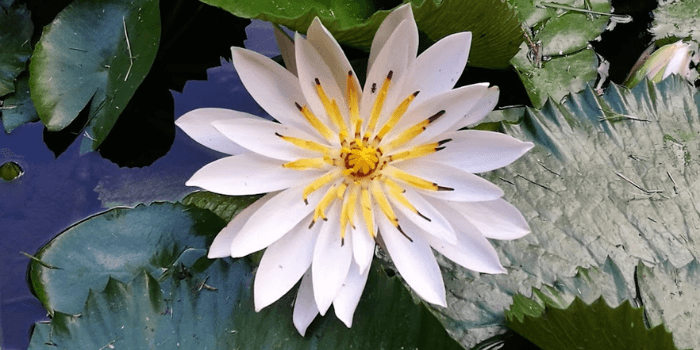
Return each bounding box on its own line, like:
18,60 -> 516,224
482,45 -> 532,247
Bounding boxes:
176,4 -> 533,335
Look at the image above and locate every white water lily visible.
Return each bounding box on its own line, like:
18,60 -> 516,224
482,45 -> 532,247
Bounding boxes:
176,4 -> 533,335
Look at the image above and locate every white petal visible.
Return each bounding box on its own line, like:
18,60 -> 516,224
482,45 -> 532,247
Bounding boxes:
400,32 -> 472,106
449,85 -> 500,131
333,261 -> 370,328
208,192 -> 277,258
175,108 -> 254,155
230,183 -> 329,257
212,118 -> 326,161
377,213 -> 446,307
387,187 -> 457,245
273,25 -> 297,76
351,206 -> 375,275
293,270 -> 319,336
423,198 -> 506,274
307,17 -> 360,105
386,83 -> 490,147
360,20 -> 411,132
423,130 -> 534,173
186,153 -> 323,195
368,4 -> 417,74
392,161 -> 504,202
312,204 -> 353,315
449,199 -> 530,240
231,47 -> 314,134
254,218 -> 321,311
295,33 -> 348,134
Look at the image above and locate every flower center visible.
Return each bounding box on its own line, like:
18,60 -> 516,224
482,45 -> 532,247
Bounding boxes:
342,144 -> 382,178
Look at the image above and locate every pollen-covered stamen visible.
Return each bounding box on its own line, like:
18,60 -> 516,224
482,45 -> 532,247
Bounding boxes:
384,166 -> 454,192
382,177 -> 431,222
302,169 -> 341,204
360,186 -> 375,238
383,110 -> 446,153
310,183 -> 340,228
282,157 -> 330,169
314,78 -> 347,137
339,182 -> 357,243
372,91 -> 419,146
371,180 -> 399,226
275,132 -> 332,154
295,102 -> 335,142
346,71 -> 361,137
386,139 -> 451,163
365,71 -> 393,136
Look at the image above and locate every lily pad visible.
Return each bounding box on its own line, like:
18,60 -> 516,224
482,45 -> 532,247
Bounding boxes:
420,76 -> 700,348
200,0 -> 523,69
29,0 -> 160,150
509,0 -> 612,106
0,160 -> 23,181
28,202 -> 462,349
651,0 -> 700,45
1,73 -> 39,133
0,1 -> 33,97
28,202 -> 225,315
505,259 -> 678,350
637,260 -> 700,349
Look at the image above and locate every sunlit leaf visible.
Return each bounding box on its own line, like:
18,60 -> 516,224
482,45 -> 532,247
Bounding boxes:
200,0 -> 523,69
651,0 -> 700,45
29,0 -> 160,149
419,76 -> 700,348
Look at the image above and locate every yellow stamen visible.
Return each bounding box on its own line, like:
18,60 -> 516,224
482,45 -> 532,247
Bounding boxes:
373,91 -> 419,145
339,183 -> 357,241
275,132 -> 331,154
295,102 -> 335,142
314,78 -> 347,136
282,157 -> 329,170
312,184 -> 339,223
384,166 -> 453,192
365,71 -> 393,135
346,71 -> 361,136
360,186 -> 375,237
336,181 -> 348,198
383,110 -> 445,152
387,139 -> 450,163
371,181 -> 398,225
382,177 -> 431,221
302,169 -> 340,204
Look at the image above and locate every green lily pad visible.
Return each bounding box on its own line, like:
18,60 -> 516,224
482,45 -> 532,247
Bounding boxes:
421,76 -> 700,349
651,0 -> 700,45
1,73 -> 39,133
29,0 -> 160,150
0,1 -> 33,97
0,160 -> 23,181
509,0 -> 612,106
200,0 -> 523,69
28,202 -> 226,316
511,44 -> 599,107
505,259 -> 678,350
28,202 -> 462,349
